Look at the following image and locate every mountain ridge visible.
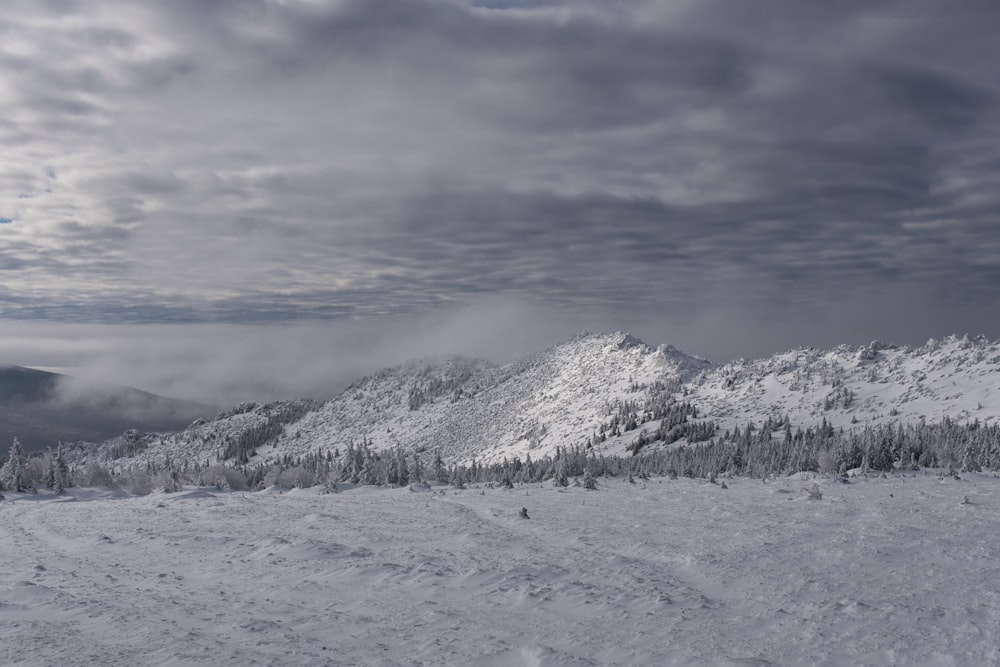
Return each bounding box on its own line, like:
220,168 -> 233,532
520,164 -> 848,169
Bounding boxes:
62,331 -> 1000,469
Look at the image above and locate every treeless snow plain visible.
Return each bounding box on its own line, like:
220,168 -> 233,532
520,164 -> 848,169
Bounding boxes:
2,474 -> 998,666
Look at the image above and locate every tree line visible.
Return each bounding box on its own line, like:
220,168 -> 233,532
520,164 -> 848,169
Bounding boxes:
3,415 -> 999,496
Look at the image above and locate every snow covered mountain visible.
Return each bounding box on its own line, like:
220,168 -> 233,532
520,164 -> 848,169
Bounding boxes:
269,332 -> 712,464
687,335 -> 1000,432
75,332 -> 1000,468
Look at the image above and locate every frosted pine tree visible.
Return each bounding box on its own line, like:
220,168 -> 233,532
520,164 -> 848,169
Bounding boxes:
411,453 -> 423,483
433,450 -> 447,483
54,444 -> 69,493
1,437 -> 26,493
46,454 -> 57,490
961,442 -> 982,473
396,453 -> 409,487
449,465 -> 466,489
47,455 -> 64,494
553,447 -> 569,487
360,455 -> 378,486
349,446 -> 363,484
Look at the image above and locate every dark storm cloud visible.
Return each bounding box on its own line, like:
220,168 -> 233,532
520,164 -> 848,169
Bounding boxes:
2,0 -> 1000,398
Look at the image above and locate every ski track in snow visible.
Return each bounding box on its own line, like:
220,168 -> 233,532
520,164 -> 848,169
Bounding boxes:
2,474 -> 999,666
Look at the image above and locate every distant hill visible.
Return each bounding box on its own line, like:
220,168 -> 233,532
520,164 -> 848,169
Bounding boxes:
0,365 -> 214,457
75,331 -> 1000,471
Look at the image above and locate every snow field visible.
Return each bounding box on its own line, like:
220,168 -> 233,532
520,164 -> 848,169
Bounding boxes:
1,473 -> 999,666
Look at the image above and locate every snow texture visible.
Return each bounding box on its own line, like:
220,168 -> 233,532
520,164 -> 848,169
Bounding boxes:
2,474 -> 998,665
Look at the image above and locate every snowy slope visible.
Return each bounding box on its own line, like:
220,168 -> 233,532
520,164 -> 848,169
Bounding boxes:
79,332 -> 1000,468
76,332 -> 713,467
273,332 -> 712,464
2,473 -> 999,666
688,334 -> 1000,434
72,400 -> 319,467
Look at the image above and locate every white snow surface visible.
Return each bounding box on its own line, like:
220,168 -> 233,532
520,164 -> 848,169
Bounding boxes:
686,334 -> 1000,433
2,473 -> 999,666
79,332 -> 1000,468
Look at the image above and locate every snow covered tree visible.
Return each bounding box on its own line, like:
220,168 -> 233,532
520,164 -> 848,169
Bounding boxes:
1,437 -> 26,493
395,452 -> 410,487
360,454 -> 379,486
433,450 -> 448,483
349,444 -> 363,484
552,447 -> 569,487
411,453 -> 423,483
449,464 -> 466,489
961,442 -> 982,473
47,446 -> 68,494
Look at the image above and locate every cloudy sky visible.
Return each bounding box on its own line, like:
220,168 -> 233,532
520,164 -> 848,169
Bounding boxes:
2,0 -> 999,404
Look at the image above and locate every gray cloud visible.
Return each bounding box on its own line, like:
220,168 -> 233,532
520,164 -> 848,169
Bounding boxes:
2,0 -> 1000,398
0,301 -> 578,406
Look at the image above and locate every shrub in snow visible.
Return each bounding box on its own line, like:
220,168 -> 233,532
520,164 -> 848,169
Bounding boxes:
817,449 -> 840,475
79,462 -> 117,489
223,467 -> 249,491
277,465 -> 315,489
262,466 -> 283,488
21,455 -> 48,493
119,469 -> 154,496
200,465 -> 248,492
157,470 -> 182,493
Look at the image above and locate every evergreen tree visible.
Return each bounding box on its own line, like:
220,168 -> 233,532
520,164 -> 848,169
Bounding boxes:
1,437 -> 26,493
433,450 -> 448,483
411,453 -> 423,483
395,450 -> 409,487
52,445 -> 69,493
349,444 -> 363,484
360,453 -> 378,486
553,447 -> 569,487
449,464 -> 466,489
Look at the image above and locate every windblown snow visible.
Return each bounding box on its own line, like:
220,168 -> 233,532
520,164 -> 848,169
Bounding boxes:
2,474 -> 998,666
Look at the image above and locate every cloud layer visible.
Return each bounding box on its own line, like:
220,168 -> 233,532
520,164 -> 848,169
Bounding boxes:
2,0 -> 1000,399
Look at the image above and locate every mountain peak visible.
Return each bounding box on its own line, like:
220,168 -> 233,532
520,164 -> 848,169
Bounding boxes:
562,330 -> 645,346
75,331 -> 1000,470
